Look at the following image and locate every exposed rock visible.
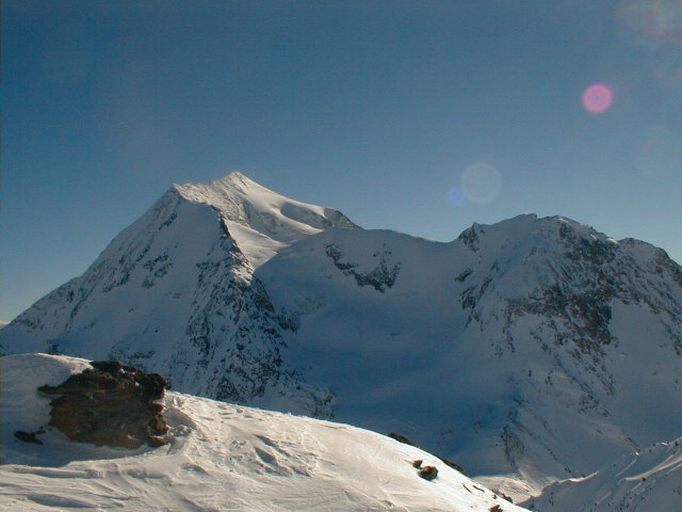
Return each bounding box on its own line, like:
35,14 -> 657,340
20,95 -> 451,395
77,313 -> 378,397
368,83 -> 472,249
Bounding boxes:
458,224 -> 483,251
325,243 -> 400,292
390,432 -> 466,474
489,505 -> 502,512
412,459 -> 423,468
388,432 -> 416,446
438,455 -> 465,474
38,360 -> 168,449
418,465 -> 438,481
14,430 -> 43,445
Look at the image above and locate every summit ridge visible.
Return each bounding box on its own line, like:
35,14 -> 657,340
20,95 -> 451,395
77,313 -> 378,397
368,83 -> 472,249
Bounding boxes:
172,172 -> 357,267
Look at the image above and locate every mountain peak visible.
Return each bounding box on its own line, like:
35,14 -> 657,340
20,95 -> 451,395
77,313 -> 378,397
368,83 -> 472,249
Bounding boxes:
212,171 -> 265,192
173,172 -> 357,268
173,171 -> 271,200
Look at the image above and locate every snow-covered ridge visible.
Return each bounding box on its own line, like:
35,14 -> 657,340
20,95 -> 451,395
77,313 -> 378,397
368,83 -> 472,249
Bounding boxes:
0,353 -> 529,512
173,172 -> 357,268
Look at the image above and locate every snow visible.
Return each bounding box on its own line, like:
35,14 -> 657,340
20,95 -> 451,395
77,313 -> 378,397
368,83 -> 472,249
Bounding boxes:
1,353 -> 529,512
173,172 -> 356,268
524,438 -> 682,511
254,217 -> 682,498
2,173 -> 681,507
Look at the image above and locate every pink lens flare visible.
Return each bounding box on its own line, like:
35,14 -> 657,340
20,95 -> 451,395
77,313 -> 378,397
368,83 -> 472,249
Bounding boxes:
582,84 -> 614,114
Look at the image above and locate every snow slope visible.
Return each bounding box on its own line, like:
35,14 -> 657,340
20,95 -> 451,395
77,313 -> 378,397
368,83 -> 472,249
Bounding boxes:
0,353 -> 528,512
523,438 -> 682,511
2,173 -> 681,502
175,172 -> 357,268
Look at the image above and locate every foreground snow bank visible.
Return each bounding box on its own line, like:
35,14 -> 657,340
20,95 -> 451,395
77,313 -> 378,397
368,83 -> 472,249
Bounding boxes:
1,354 -> 527,511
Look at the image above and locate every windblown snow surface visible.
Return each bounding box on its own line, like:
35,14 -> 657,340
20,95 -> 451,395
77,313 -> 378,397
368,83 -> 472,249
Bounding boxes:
0,353 -> 528,512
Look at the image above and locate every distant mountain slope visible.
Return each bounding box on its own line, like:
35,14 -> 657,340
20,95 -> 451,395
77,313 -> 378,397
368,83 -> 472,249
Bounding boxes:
523,437 -> 682,511
0,353 -> 529,512
2,173 -> 681,501
254,213 -> 682,497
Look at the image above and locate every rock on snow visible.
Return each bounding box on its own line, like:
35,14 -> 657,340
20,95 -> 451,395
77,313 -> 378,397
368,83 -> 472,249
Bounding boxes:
0,353 -> 529,512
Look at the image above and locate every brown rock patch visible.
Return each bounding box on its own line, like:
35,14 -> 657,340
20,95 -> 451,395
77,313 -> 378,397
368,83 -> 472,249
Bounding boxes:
418,465 -> 438,481
38,360 -> 168,449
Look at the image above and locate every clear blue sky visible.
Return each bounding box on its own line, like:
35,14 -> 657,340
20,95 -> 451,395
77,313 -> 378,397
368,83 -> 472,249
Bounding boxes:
2,1 -> 681,321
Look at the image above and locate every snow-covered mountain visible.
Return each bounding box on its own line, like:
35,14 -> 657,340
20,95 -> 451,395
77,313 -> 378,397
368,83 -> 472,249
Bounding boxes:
3,172 -> 681,501
524,437 -> 682,511
1,353 -> 529,512
2,172 -> 357,417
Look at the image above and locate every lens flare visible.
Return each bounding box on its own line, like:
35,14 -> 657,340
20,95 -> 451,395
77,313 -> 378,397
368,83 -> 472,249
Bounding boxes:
460,163 -> 502,204
582,84 -> 614,114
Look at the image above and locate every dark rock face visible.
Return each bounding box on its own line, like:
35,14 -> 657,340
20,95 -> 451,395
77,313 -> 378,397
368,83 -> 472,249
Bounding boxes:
438,455 -> 465,474
418,465 -> 438,481
14,430 -> 44,445
38,360 -> 168,449
388,432 -> 416,446
325,243 -> 400,292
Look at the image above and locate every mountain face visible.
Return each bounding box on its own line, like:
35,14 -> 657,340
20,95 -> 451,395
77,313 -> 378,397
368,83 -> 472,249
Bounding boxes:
2,173 -> 356,416
3,172 -> 681,500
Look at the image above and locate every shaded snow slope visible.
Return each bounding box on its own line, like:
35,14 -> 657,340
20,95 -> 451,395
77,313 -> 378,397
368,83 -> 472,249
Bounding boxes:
0,354 -> 528,512
524,437 -> 682,511
2,174 -> 681,502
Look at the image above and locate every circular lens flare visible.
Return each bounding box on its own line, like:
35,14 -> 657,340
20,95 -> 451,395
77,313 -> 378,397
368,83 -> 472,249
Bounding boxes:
582,84 -> 614,113
460,163 -> 502,204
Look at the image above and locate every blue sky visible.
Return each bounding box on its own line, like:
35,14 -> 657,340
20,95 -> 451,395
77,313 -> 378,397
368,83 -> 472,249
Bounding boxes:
2,0 -> 681,320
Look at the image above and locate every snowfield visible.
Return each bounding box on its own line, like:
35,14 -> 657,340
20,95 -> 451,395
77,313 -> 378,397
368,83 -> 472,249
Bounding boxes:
0,353 -> 528,511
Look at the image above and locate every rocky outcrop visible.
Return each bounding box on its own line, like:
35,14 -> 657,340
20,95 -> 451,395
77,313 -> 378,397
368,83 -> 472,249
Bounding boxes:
418,465 -> 439,481
324,243 -> 400,292
38,361 -> 168,449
